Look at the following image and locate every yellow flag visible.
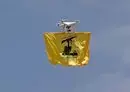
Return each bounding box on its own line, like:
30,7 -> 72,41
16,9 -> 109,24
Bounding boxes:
43,32 -> 91,67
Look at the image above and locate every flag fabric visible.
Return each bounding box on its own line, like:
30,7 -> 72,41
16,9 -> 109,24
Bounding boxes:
43,32 -> 91,67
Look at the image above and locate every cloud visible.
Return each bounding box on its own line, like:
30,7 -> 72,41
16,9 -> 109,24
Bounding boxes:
94,25 -> 130,57
74,73 -> 130,92
84,72 -> 130,92
77,0 -> 130,9
76,0 -> 100,7
73,24 -> 130,92
23,0 -> 62,13
93,25 -> 130,91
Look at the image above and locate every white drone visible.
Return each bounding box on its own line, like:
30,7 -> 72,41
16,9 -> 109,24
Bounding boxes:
57,19 -> 80,32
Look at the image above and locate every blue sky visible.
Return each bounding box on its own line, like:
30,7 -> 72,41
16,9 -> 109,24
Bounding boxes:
0,0 -> 130,92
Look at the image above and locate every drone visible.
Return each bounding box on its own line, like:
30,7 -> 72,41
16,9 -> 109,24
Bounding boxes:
57,19 -> 80,32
